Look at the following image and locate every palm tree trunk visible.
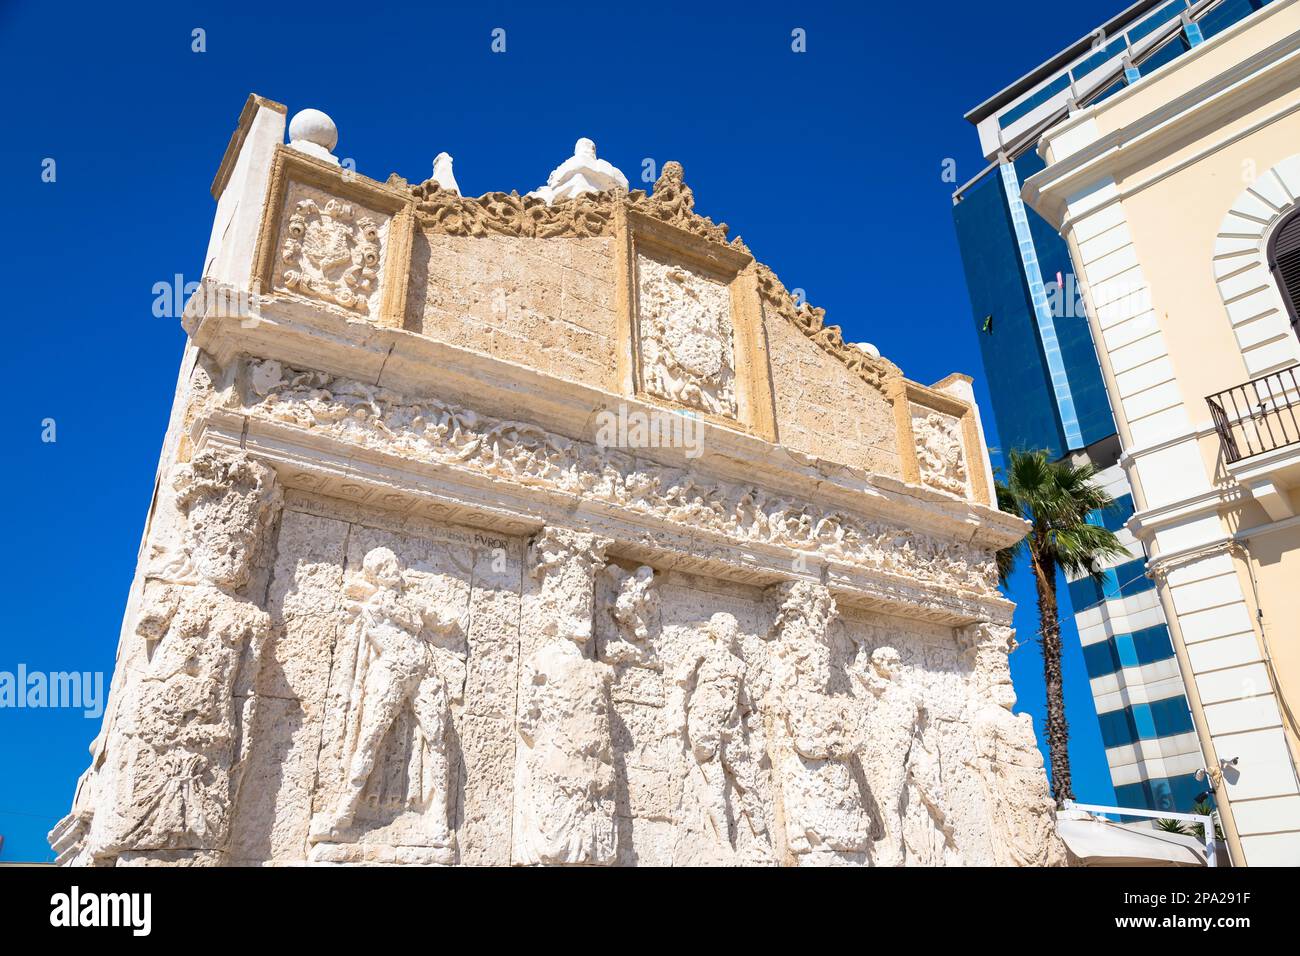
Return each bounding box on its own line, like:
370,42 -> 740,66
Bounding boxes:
1032,553 -> 1074,807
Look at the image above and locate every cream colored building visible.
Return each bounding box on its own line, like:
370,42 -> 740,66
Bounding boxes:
1025,0 -> 1300,866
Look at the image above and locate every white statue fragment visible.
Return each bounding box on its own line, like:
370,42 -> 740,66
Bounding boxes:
310,547 -> 459,862
527,137 -> 629,205
430,152 -> 460,195
512,528 -> 617,865
667,612 -> 769,862
600,563 -> 661,667
767,582 -> 871,865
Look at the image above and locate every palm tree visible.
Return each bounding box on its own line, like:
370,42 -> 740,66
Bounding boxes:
996,449 -> 1128,808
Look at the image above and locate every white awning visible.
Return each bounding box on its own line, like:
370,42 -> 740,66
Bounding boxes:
1056,813 -> 1208,867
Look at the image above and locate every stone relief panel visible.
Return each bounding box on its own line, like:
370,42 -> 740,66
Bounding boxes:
307,541 -> 470,864
225,497 -> 521,867
239,359 -> 999,600
513,529 -> 617,865
636,250 -> 738,419
767,582 -> 873,866
406,233 -> 618,390
911,403 -> 969,498
61,481 -> 1059,866
54,451 -> 282,866
274,181 -> 390,320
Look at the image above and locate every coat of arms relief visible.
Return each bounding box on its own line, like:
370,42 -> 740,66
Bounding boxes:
636,251 -> 738,419
279,189 -> 384,313
911,404 -> 969,498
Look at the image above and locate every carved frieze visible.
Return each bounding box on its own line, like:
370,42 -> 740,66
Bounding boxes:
239,360 -> 1000,599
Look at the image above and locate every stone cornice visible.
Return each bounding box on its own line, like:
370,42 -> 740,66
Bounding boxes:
182,292 -> 1027,553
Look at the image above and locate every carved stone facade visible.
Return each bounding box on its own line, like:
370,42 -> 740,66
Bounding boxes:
51,95 -> 1064,867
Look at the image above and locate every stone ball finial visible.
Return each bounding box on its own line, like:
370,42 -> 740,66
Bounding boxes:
856,342 -> 881,360
575,137 -> 597,159
289,108 -> 338,151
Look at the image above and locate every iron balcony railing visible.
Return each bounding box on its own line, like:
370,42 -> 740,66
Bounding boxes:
1207,365 -> 1300,464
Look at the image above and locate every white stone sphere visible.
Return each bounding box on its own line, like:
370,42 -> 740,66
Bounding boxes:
856,342 -> 881,360
289,109 -> 338,151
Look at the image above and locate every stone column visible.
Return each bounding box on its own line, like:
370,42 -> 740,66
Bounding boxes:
512,527 -> 617,865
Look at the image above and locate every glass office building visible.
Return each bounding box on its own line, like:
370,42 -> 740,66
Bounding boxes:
949,0 -> 1273,813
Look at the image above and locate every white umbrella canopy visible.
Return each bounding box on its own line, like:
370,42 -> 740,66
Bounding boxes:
1056,812 -> 1209,867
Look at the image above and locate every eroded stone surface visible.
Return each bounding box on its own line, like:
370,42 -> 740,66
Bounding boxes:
54,120 -> 1059,867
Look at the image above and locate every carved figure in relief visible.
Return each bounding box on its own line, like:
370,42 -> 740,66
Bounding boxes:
901,710 -> 961,867
109,452 -> 278,858
601,564 -> 661,667
962,623 -> 1065,867
310,547 -> 457,858
854,646 -> 919,867
667,613 -> 769,860
767,583 -> 871,864
513,529 -> 617,865
280,197 -> 380,311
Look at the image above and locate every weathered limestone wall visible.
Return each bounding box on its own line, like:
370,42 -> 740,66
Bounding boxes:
762,302 -> 902,476
49,97 -> 1060,867
407,234 -> 619,391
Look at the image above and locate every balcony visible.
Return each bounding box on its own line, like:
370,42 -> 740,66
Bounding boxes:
1207,365 -> 1300,521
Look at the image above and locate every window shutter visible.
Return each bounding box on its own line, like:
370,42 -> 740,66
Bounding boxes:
1268,210 -> 1300,334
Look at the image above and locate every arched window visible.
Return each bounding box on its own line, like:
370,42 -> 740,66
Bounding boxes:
1267,208 -> 1300,338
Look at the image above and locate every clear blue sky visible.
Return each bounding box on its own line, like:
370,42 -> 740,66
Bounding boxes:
0,0 -> 1129,861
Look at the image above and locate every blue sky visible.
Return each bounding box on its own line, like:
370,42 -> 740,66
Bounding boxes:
0,0 -> 1129,861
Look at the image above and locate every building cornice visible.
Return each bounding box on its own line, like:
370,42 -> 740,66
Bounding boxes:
1024,7 -> 1300,227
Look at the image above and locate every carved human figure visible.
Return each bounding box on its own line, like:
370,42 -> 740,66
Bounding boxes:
310,547 -> 457,857
901,710 -> 961,867
962,623 -> 1066,867
767,582 -> 871,865
854,646 -> 919,867
102,451 -> 279,860
513,528 -> 617,865
600,564 -> 661,667
667,612 -> 768,860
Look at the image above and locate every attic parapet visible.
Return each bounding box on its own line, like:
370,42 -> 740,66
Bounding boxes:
195,94 -> 997,513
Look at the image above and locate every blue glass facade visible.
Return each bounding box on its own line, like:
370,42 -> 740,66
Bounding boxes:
952,158 -> 1115,458
1115,773 -> 1205,814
